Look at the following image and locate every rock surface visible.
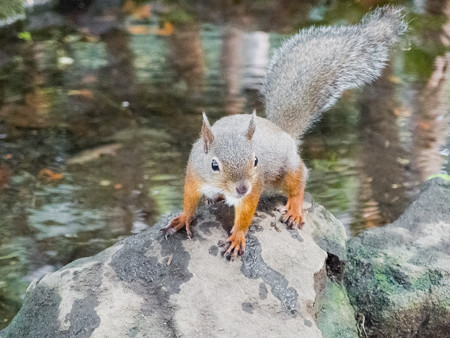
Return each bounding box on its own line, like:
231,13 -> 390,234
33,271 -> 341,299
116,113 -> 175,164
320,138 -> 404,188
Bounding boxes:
1,195 -> 357,337
345,178 -> 450,337
0,1 -> 25,28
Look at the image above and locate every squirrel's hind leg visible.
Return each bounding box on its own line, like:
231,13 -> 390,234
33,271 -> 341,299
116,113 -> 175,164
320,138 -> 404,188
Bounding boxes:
278,163 -> 307,229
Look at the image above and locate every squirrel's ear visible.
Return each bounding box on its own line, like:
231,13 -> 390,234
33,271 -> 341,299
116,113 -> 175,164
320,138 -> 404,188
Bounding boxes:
246,110 -> 256,140
201,112 -> 214,154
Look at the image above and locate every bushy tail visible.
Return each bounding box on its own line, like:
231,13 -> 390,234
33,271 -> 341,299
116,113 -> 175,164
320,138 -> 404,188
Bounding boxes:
261,6 -> 407,138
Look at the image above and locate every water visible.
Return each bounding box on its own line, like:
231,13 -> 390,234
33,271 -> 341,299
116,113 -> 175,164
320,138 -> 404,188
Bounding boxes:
0,0 -> 449,328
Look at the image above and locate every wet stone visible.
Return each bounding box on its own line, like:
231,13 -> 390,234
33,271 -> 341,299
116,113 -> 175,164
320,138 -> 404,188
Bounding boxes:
208,245 -> 218,256
241,302 -> 254,314
2,198 -> 354,337
288,228 -> 304,242
259,282 -> 268,300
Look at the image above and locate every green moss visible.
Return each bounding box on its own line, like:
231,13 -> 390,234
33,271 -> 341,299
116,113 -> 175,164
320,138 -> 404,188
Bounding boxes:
317,280 -> 358,338
372,269 -> 398,299
0,0 -> 23,20
370,258 -> 411,295
428,174 -> 450,182
411,270 -> 443,291
373,267 -> 391,288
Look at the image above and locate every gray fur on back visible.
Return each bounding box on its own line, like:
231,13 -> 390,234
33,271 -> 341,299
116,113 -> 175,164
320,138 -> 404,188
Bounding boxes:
261,6 -> 407,138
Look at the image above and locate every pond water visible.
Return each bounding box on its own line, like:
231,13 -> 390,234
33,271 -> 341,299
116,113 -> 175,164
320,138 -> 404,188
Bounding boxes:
0,0 -> 449,328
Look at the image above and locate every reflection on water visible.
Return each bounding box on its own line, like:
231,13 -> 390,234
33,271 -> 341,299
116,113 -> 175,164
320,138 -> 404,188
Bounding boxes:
0,0 -> 449,328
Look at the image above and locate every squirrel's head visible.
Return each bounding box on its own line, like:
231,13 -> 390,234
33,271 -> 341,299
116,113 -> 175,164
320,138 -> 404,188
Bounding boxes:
200,112 -> 258,205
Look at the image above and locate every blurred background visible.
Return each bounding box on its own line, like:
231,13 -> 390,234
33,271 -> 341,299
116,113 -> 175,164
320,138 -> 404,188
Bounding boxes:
0,0 -> 449,328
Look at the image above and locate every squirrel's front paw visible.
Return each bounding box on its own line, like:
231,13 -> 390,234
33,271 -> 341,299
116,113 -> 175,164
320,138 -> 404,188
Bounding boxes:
205,194 -> 225,206
161,213 -> 192,239
277,205 -> 305,229
219,231 -> 246,261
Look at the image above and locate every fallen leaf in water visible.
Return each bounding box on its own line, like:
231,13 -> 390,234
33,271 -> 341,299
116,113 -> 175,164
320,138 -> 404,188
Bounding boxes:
67,144 -> 123,165
67,89 -> 94,99
58,56 -> 74,66
3,154 -> 12,160
114,183 -> 122,189
81,75 -> 97,84
17,32 -> 32,41
127,25 -> 151,35
39,169 -> 63,181
417,121 -> 431,131
396,157 -> 410,165
128,22 -> 174,36
393,108 -> 411,117
99,180 -> 111,186
389,76 -> 402,84
0,165 -> 11,190
79,30 -> 99,43
158,22 -> 174,36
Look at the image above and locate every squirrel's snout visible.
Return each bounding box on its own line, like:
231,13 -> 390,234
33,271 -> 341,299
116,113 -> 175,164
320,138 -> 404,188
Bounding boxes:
222,180 -> 252,205
236,183 -> 249,196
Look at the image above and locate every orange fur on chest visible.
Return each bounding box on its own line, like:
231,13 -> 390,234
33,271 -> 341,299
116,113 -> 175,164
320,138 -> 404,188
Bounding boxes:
232,182 -> 263,231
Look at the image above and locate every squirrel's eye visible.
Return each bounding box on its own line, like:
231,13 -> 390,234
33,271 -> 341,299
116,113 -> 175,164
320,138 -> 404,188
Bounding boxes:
211,159 -> 220,172
254,156 -> 258,167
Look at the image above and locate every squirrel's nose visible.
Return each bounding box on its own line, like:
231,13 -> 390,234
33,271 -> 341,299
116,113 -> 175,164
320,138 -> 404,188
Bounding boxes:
236,184 -> 248,195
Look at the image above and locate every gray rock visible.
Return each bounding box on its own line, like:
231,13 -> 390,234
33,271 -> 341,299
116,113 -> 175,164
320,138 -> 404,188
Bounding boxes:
0,0 -> 56,29
345,178 -> 450,337
302,196 -> 358,338
315,279 -> 359,338
23,0 -> 54,11
1,196 -> 357,337
0,2 -> 25,28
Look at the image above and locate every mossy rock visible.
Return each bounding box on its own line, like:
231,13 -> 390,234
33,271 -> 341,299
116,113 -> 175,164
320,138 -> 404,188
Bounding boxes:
345,178 -> 450,337
316,280 -> 358,338
0,0 -> 24,28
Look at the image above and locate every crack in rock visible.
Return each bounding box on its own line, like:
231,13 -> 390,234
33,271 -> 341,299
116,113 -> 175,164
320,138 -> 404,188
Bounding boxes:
241,233 -> 299,316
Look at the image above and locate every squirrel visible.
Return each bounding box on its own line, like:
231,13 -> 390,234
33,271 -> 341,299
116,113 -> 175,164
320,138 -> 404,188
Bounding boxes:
162,7 -> 407,260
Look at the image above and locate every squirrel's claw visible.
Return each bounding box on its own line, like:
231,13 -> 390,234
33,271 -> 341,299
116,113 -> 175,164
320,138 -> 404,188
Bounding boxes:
186,229 -> 192,239
282,213 -> 304,229
161,213 -> 192,239
218,240 -> 230,253
279,205 -> 304,229
161,226 -> 176,239
230,250 -> 240,262
219,232 -> 245,261
205,195 -> 225,206
276,206 -> 288,214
